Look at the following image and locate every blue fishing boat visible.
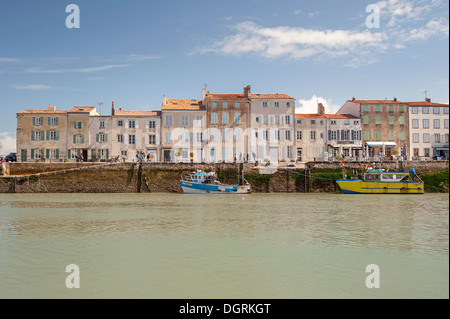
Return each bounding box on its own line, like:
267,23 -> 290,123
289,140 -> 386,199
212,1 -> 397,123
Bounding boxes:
180,170 -> 251,194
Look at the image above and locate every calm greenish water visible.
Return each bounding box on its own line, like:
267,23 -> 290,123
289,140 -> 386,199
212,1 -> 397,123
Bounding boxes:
0,193 -> 448,299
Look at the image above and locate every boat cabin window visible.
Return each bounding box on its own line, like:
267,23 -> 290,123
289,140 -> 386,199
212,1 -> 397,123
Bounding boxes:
365,173 -> 380,181
381,174 -> 395,180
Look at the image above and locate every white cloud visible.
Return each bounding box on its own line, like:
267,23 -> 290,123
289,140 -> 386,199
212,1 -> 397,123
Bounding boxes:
13,84 -> 51,90
24,64 -> 130,74
0,132 -> 16,155
0,57 -> 22,63
296,95 -> 341,114
202,22 -> 387,60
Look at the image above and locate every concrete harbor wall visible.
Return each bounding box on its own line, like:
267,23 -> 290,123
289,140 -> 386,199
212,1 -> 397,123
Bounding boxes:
0,161 -> 448,193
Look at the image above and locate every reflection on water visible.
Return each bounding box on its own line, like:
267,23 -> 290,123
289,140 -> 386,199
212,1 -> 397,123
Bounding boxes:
0,193 -> 448,298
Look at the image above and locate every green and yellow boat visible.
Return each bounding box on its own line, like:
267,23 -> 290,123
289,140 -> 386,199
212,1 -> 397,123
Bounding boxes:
337,167 -> 424,194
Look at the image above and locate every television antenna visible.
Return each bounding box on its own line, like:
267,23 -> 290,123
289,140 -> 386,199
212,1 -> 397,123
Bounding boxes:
423,90 -> 428,100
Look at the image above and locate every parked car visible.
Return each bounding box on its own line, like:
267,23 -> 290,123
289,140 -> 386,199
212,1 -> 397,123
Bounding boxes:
4,153 -> 17,162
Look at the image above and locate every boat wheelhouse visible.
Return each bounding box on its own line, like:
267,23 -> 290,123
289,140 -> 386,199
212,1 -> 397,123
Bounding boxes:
180,170 -> 251,194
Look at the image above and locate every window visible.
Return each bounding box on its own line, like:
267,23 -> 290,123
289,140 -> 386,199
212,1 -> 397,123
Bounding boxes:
181,115 -> 188,126
256,117 -> 259,123
399,131 -> 406,141
398,105 -> 405,112
389,130 -> 395,140
100,120 -> 105,128
286,146 -> 292,158
222,129 -> 228,141
423,133 -> 430,143
444,107 -> 449,114
311,120 -> 316,125
212,102 -> 217,107
222,148 -> 227,160
210,129 -> 217,141
149,135 -> 156,145
49,149 -> 57,160
412,107 -> 418,114
223,102 -> 228,108
33,149 -> 41,159
274,130 -> 280,140
413,148 -> 419,157
235,102 -> 240,108
434,134 -> 440,143
34,131 -> 42,141
445,119 -> 449,129
433,107 -> 440,114
165,115 -> 172,127
262,102 -> 268,107
423,107 -> 429,114
310,131 -> 316,140
50,117 -> 58,126
121,151 -> 127,157
297,131 -> 302,140
118,120 -> 123,127
129,120 -> 135,129
423,119 -> 429,129
274,102 -> 279,107
285,130 -> 291,141
331,120 -> 336,125
375,130 -> 382,141
413,133 -> 419,143
285,115 -> 291,125
165,132 -> 172,143
211,113 -> 218,124
375,104 -> 381,112
50,131 -> 58,141
363,104 -> 369,112
286,102 -> 291,107
412,119 -> 419,129
389,116 -> 394,125
363,116 -> 369,125
74,121 -> 82,129
399,116 -> 405,125
99,133 -> 107,142
434,119 -> 440,129
129,135 -> 136,145
375,115 -> 381,125
196,132 -> 203,143
74,135 -> 84,144
118,135 -> 124,143
389,104 -> 394,112
149,120 -> 156,129
364,130 -> 370,140
424,148 -> 430,157
262,129 -> 268,141
275,115 -> 280,125
234,112 -> 241,124
263,115 -> 268,125
234,129 -> 241,141
34,117 -> 43,125
222,112 -> 229,124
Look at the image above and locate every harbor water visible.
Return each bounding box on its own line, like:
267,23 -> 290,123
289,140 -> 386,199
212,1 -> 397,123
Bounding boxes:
0,193 -> 448,299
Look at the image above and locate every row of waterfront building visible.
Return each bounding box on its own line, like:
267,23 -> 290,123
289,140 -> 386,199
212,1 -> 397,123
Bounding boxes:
16,85 -> 450,163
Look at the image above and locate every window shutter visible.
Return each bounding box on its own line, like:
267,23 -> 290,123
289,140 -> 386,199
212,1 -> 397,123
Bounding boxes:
48,117 -> 50,125
81,135 -> 84,144
68,149 -> 71,159
46,131 -> 49,140
31,149 -> 34,159
136,134 -> 139,146
46,149 -> 49,159
40,117 -> 43,125
56,131 -> 59,141
32,117 -> 35,125
106,149 -> 109,159
73,135 -> 76,144
74,121 -> 77,129
56,149 -> 59,159
96,134 -> 99,142
105,134 -> 108,142
31,131 -> 35,141
98,149 -> 101,159
55,117 -> 58,126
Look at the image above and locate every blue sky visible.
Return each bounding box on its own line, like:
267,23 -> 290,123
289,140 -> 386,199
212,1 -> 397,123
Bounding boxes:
0,0 -> 448,153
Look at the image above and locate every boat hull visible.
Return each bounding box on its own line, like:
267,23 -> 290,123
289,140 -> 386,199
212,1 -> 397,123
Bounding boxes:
336,179 -> 424,194
180,180 -> 251,194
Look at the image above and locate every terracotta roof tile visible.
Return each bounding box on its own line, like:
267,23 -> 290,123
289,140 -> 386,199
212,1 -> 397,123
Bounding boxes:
162,99 -> 205,110
348,99 -> 405,104
205,94 -> 249,101
69,106 -> 97,112
17,110 -> 67,114
115,109 -> 161,116
295,113 -> 358,119
407,101 -> 449,106
251,93 -> 294,99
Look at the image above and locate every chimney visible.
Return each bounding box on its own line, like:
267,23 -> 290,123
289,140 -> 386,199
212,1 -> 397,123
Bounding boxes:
317,103 -> 325,116
202,88 -> 206,99
111,101 -> 115,116
393,97 -> 397,102
425,97 -> 431,103
162,94 -> 167,106
243,85 -> 251,98
352,97 -> 355,101
47,105 -> 56,111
